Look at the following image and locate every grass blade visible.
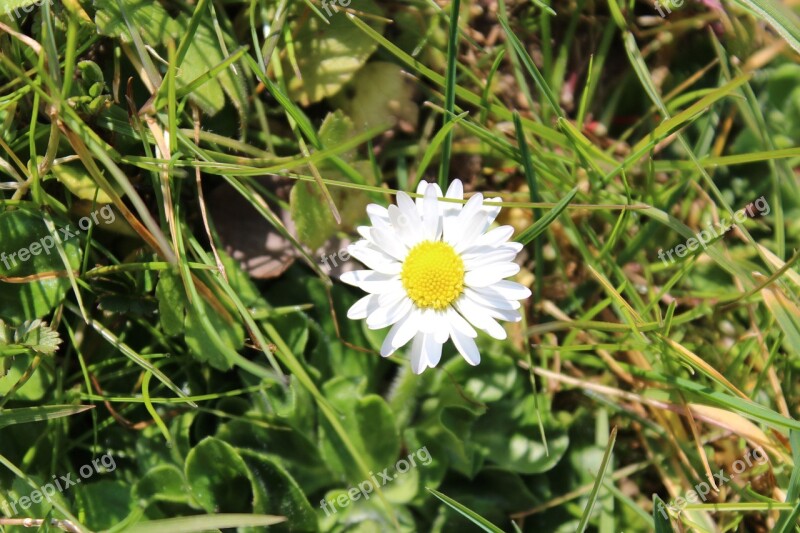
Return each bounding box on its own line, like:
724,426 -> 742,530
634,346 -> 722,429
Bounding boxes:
576,426 -> 618,533
427,488 -> 506,532
515,186 -> 578,246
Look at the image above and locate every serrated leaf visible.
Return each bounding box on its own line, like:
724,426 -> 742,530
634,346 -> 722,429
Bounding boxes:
13,319 -> 62,355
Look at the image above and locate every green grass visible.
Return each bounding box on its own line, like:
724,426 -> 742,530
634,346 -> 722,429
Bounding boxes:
0,0 -> 799,531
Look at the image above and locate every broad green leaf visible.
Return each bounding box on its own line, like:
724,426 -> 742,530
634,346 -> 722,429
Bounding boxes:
0,0 -> 52,17
184,298 -> 245,371
185,437 -> 253,514
50,162 -> 113,203
238,449 -> 318,532
284,0 -> 386,105
335,62 -> 420,134
0,354 -> 50,401
472,396 -> 569,475
318,110 -> 357,162
0,210 -> 82,321
289,162 -> 371,250
133,465 -> 193,506
320,377 -> 401,477
155,270 -> 185,336
75,480 -> 133,531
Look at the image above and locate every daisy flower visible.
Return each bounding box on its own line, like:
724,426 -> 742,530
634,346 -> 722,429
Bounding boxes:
340,179 -> 531,374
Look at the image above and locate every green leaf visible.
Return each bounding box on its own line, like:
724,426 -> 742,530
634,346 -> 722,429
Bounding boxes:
155,270 -> 185,336
284,0 -> 386,105
184,299 -> 245,371
13,319 -> 62,355
0,210 -> 82,321
50,162 -> 113,203
184,437 -> 253,514
289,166 -> 370,250
472,395 -> 569,475
75,480 -> 133,531
238,449 -> 319,532
335,62 -> 420,135
320,377 -> 401,478
133,464 -> 193,507
0,355 -> 50,401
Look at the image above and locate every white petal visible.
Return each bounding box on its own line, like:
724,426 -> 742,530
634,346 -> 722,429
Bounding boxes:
468,225 -> 514,249
378,287 -> 408,307
445,306 -> 477,338
415,181 -> 442,214
454,296 -> 507,340
409,333 -> 427,374
445,193 -> 484,246
429,310 -> 450,343
445,179 -> 463,201
348,244 -> 402,274
380,308 -> 422,356
388,204 -> 423,248
482,197 -> 502,226
463,245 -> 520,270
464,287 -> 520,311
490,280 -> 532,300
464,262 -> 520,287
395,192 -> 424,239
370,227 -> 408,261
450,325 -> 480,366
347,294 -> 380,319
340,270 -> 402,294
422,184 -> 442,240
453,212 -> 489,252
357,226 -> 371,240
366,296 -> 413,329
366,204 -> 390,227
463,292 -> 522,322
423,334 -> 443,368
443,180 -> 464,226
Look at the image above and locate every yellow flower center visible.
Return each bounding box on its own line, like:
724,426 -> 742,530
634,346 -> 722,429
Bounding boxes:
401,241 -> 465,310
